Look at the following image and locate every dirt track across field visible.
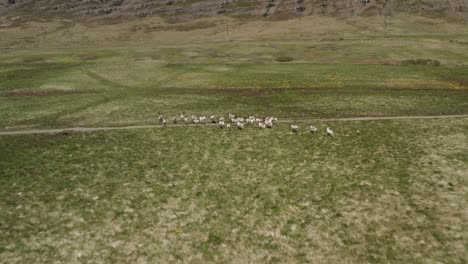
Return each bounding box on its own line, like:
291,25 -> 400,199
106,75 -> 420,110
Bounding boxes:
0,91 -> 98,97
1,114 -> 467,136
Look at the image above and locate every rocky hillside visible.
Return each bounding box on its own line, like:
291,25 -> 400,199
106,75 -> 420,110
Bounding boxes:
1,0 -> 467,21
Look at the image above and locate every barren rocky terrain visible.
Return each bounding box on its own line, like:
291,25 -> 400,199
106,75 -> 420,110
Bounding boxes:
1,0 -> 467,21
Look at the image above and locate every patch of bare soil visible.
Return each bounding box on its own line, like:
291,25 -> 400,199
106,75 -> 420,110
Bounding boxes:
0,90 -> 99,97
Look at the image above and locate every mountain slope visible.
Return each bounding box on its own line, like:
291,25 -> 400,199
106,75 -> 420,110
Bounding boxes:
1,0 -> 467,22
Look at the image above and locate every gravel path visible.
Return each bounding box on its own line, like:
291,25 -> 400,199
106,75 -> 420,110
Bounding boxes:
1,114 -> 467,136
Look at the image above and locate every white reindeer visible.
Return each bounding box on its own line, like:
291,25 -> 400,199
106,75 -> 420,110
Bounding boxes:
309,125 -> 317,134
291,124 -> 299,133
200,116 -> 206,124
327,127 -> 334,137
210,115 -> 217,123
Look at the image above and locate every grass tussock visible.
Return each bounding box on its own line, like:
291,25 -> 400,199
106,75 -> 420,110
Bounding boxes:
275,56 -> 294,62
401,59 -> 441,66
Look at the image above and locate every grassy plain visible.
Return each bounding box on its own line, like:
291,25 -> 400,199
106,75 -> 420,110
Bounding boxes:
0,51 -> 468,130
1,14 -> 467,130
0,12 -> 467,263
1,118 -> 467,263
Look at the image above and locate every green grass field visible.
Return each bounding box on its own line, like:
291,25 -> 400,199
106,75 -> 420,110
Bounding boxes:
1,54 -> 467,130
0,12 -> 467,263
1,118 -> 467,263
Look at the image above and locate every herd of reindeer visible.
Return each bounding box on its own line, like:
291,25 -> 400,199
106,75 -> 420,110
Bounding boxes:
158,113 -> 339,136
